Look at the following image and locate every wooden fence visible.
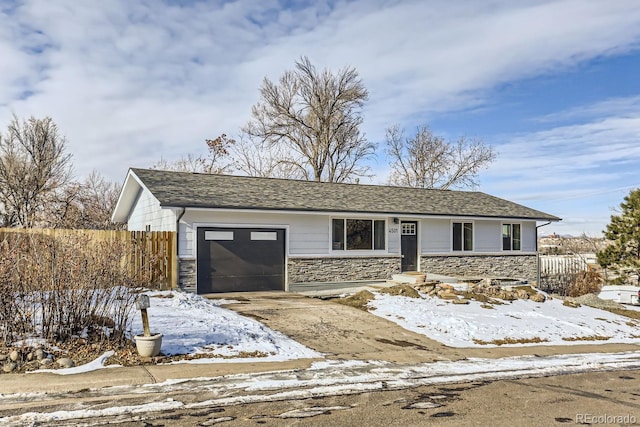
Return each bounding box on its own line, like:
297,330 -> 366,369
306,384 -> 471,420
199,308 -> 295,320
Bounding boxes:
0,228 -> 177,289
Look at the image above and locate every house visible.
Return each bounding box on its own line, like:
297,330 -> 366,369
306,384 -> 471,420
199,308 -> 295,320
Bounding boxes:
112,168 -> 561,294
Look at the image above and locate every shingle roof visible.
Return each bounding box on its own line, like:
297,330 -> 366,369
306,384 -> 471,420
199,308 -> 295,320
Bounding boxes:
130,168 -> 560,221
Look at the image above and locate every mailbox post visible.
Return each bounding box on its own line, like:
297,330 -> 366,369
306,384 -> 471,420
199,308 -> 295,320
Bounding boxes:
136,294 -> 151,337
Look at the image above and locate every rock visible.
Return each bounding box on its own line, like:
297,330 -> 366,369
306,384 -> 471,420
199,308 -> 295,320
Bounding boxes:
40,358 -> 53,367
438,291 -> 459,300
439,283 -> 455,291
531,293 -> 546,303
563,299 -> 581,308
56,358 -> 75,369
0,354 -> 7,362
451,298 -> 470,304
35,349 -> 46,361
26,352 -> 34,362
515,290 -> 530,299
9,350 -> 20,362
2,362 -> 17,373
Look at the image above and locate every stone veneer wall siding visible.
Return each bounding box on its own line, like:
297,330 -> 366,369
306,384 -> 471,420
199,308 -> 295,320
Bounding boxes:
288,256 -> 402,284
179,258 -> 196,293
420,254 -> 538,283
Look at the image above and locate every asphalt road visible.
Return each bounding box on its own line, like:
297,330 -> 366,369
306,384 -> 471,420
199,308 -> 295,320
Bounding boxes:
2,369 -> 639,426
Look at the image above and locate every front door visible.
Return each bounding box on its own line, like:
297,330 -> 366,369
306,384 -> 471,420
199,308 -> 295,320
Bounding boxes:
401,221 -> 418,272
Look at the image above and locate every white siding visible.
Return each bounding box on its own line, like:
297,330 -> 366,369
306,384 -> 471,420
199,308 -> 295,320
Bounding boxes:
127,188 -> 177,231
421,219 -> 450,253
475,220 -> 501,252
179,210 -> 329,258
522,221 -> 537,252
387,218 -> 400,254
420,218 -> 538,254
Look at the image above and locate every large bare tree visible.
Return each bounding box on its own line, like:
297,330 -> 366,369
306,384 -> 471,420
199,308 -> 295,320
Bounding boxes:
0,115 -> 73,227
385,125 -> 496,190
242,57 -> 375,182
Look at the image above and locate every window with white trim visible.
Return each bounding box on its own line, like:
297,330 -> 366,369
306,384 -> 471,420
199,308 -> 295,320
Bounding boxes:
502,224 -> 521,251
452,222 -> 473,251
332,218 -> 386,250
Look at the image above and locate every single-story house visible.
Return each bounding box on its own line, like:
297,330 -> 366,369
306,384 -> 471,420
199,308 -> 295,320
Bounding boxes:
112,168 -> 560,294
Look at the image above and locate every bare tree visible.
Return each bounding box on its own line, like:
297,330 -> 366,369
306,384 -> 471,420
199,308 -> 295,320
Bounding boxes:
49,171 -> 123,230
385,125 -> 496,190
232,135 -> 303,179
242,56 -> 375,182
151,134 -> 235,174
0,115 -> 73,227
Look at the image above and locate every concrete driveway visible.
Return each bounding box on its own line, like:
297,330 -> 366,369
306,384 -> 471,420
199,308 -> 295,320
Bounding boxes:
211,292 -> 640,363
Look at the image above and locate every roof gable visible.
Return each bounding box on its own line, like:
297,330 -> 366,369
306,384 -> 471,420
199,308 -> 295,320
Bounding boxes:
118,168 -> 560,221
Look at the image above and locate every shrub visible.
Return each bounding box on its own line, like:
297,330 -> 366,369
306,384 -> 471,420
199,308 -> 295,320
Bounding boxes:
0,231 -> 158,346
567,270 -> 602,297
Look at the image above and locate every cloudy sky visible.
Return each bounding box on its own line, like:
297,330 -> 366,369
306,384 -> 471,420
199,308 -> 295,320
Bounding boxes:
2,0 -> 640,236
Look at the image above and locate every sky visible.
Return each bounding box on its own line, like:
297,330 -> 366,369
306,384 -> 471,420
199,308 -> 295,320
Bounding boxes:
1,0 -> 640,236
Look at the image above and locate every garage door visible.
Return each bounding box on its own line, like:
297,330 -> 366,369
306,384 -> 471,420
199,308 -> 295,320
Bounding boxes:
196,227 -> 285,293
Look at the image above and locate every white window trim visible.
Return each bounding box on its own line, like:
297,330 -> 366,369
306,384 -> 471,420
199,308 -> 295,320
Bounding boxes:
451,220 -> 475,252
330,217 -> 388,253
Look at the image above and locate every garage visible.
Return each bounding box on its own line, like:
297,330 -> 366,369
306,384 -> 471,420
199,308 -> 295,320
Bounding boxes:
196,227 -> 286,293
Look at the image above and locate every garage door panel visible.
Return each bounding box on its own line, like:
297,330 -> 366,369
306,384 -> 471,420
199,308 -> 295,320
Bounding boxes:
197,227 -> 285,293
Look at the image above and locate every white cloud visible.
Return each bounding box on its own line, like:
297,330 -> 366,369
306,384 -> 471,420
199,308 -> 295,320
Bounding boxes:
0,0 -> 639,206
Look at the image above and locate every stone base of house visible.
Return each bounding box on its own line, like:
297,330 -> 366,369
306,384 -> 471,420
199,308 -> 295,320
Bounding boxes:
179,258 -> 196,293
287,256 -> 402,284
420,254 -> 538,283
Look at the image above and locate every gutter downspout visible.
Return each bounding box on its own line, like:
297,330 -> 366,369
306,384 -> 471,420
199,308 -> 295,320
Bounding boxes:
535,221 -> 552,287
175,208 -> 186,289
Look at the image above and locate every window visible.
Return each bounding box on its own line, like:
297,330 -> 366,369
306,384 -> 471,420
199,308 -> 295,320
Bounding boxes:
332,218 -> 385,250
453,222 -> 473,251
401,223 -> 416,235
502,224 -> 521,251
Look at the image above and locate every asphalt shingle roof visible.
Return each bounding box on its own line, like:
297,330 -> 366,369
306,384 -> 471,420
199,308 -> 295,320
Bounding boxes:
131,168 -> 560,221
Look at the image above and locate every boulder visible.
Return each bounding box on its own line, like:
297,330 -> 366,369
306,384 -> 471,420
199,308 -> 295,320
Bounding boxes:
531,293 -> 546,303
9,350 -> 20,362
40,358 -> 53,367
56,358 -> 75,369
2,362 -> 17,373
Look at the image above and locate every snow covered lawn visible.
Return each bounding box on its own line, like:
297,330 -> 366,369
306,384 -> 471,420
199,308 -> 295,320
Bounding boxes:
129,291 -> 321,362
369,292 -> 640,347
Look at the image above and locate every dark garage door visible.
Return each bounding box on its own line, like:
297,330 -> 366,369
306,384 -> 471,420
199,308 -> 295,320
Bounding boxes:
197,227 -> 285,293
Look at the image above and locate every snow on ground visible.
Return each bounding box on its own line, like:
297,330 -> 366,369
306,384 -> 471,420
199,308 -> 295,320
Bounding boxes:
6,351 -> 640,425
369,292 -> 640,347
128,291 -> 321,362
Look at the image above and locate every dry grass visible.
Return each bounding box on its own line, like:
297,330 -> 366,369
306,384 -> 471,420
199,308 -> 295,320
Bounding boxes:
600,307 -> 640,321
378,284 -> 422,298
333,290 -> 375,311
562,335 -> 611,342
473,337 -> 549,345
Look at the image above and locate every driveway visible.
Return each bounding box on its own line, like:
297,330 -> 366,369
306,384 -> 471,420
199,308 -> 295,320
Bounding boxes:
212,292 -> 639,363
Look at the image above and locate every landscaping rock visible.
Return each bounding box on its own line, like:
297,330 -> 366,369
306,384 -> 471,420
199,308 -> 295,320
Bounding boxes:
40,358 -> 53,367
0,354 -> 7,362
56,358 -> 75,369
2,362 -> 17,373
531,293 -> 546,303
35,349 -> 46,361
451,298 -> 470,304
9,350 -> 20,362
